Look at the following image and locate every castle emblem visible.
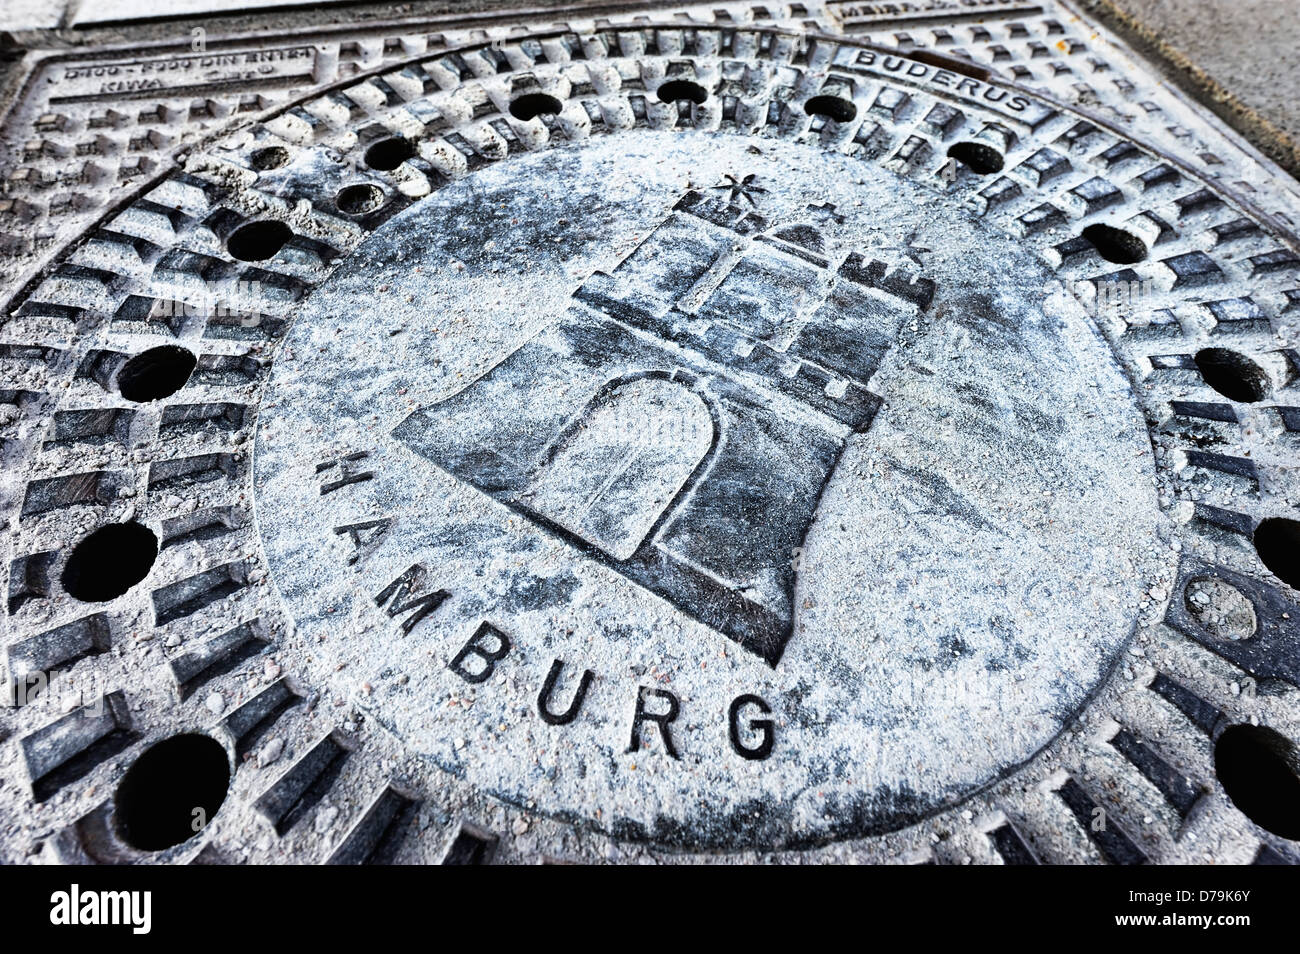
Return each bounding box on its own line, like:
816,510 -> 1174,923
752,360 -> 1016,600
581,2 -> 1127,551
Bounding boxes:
394,177 -> 935,666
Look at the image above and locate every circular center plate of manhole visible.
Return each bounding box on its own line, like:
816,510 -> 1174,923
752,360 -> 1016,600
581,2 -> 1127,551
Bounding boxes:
254,129 -> 1165,848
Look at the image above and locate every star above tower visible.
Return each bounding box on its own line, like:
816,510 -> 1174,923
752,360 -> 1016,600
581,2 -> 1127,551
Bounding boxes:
711,173 -> 767,208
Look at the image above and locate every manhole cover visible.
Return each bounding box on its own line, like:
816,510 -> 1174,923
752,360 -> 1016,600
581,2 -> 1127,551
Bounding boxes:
259,130 -> 1165,848
2,1 -> 1300,865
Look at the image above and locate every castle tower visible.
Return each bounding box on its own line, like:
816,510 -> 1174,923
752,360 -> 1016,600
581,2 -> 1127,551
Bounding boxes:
394,181 -> 933,665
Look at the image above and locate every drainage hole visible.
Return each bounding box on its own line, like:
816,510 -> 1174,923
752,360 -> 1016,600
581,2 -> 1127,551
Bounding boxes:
117,345 -> 197,402
1194,347 -> 1270,403
336,183 -> 387,216
226,220 -> 293,262
657,80 -> 708,105
363,136 -> 416,171
509,92 -> 563,121
1213,724 -> 1300,840
946,141 -> 1004,175
804,95 -> 857,123
1254,517 -> 1300,590
1081,223 -> 1148,264
114,734 -> 231,852
248,146 -> 290,171
62,522 -> 158,603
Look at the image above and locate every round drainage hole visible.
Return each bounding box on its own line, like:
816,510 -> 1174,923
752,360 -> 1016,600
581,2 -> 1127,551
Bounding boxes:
1213,724 -> 1300,840
116,345 -> 196,402
1081,223 -> 1148,264
1254,517 -> 1300,590
946,141 -> 1004,175
226,220 -> 293,262
363,136 -> 416,171
114,734 -> 231,852
657,80 -> 708,105
1194,347 -> 1270,403
336,183 -> 387,216
249,146 -> 290,171
62,522 -> 158,603
803,95 -> 857,123
508,92 -> 563,121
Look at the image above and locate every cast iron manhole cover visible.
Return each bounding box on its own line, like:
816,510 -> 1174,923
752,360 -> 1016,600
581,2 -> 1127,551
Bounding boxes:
2,0 -> 1300,865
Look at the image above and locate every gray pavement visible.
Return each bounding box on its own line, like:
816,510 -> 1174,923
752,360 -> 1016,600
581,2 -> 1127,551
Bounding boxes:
1086,0 -> 1300,175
